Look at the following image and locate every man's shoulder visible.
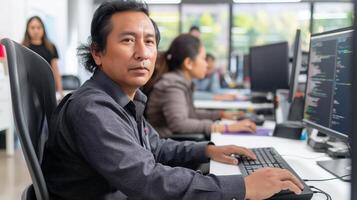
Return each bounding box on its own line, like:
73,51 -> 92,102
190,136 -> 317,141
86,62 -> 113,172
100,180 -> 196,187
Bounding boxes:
63,82 -> 115,115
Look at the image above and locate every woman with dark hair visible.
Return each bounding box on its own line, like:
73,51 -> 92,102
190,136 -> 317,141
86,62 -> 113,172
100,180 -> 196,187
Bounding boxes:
22,16 -> 63,97
146,34 -> 256,138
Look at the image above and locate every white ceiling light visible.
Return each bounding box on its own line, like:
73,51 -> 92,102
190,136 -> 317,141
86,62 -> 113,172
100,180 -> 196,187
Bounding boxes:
146,0 -> 181,4
234,0 -> 301,3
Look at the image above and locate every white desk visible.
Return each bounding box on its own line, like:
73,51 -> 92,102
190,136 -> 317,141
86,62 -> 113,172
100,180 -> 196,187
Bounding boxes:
194,99 -> 273,110
210,133 -> 350,200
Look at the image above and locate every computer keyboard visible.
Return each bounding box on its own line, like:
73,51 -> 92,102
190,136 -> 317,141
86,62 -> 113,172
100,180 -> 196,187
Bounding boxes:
237,147 -> 313,200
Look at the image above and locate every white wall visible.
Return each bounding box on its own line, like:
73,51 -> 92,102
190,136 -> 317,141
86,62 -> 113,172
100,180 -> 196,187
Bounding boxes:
67,0 -> 94,82
0,0 -> 27,42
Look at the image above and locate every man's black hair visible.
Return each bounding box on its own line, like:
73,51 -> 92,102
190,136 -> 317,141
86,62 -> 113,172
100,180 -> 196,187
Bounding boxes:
78,0 -> 161,73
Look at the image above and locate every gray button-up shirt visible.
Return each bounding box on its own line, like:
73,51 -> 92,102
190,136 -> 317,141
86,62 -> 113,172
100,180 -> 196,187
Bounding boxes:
42,69 -> 245,200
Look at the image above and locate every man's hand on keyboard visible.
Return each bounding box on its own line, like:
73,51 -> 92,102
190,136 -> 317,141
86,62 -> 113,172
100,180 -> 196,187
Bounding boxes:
205,145 -> 256,165
244,168 -> 304,200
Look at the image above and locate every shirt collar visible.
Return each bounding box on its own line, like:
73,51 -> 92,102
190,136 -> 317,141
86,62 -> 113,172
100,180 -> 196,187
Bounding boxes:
91,69 -> 147,108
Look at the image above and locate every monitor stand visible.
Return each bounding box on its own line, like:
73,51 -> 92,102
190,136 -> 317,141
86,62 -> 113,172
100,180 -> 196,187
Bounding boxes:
273,93 -> 303,140
317,158 -> 351,182
307,131 -> 330,152
273,121 -> 303,140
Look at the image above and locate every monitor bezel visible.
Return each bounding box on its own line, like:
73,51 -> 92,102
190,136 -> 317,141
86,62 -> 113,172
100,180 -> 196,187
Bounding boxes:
303,27 -> 353,141
351,3 -> 357,197
288,29 -> 302,103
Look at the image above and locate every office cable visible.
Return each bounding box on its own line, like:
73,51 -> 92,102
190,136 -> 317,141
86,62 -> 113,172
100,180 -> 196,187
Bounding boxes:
312,191 -> 331,200
303,174 -> 350,182
309,185 -> 332,200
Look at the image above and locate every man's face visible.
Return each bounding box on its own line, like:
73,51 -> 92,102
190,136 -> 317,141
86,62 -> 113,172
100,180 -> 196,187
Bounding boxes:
92,11 -> 157,92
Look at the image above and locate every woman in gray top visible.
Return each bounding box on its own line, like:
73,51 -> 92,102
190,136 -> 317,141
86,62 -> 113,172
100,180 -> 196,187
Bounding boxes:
146,34 -> 256,138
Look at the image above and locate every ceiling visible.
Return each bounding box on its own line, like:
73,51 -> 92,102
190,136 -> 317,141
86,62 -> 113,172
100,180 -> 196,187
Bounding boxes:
94,0 -> 352,4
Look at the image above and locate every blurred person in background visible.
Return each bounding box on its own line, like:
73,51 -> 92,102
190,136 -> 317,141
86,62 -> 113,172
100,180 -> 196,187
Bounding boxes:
194,53 -> 238,101
22,16 -> 64,97
189,25 -> 201,38
146,34 -> 255,138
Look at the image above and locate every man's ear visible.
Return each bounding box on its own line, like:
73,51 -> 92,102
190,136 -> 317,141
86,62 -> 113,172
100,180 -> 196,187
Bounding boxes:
183,57 -> 193,71
91,45 -> 102,66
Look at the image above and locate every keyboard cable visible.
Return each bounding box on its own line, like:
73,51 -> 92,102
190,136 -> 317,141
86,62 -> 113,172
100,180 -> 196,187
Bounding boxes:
309,185 -> 332,200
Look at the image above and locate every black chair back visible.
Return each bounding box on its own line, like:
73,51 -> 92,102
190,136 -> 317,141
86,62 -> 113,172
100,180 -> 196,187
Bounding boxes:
1,38 -> 56,200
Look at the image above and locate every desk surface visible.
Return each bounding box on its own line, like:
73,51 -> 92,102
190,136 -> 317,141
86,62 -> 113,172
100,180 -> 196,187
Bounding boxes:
209,133 -> 350,200
194,99 -> 273,110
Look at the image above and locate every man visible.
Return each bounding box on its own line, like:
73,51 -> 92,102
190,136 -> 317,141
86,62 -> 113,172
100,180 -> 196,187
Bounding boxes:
194,53 -> 219,92
193,53 -> 238,101
42,1 -> 303,199
189,25 -> 201,38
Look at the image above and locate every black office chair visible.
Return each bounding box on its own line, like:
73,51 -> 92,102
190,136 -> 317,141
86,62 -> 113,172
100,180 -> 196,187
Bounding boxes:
1,38 -> 56,200
61,74 -> 80,90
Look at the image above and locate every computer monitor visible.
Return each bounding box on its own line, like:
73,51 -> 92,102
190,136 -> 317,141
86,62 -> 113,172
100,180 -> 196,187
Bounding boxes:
303,27 -> 352,181
288,29 -> 302,103
249,42 -> 289,92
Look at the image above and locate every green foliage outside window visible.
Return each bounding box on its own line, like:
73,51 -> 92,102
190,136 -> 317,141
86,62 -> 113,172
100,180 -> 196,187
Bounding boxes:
149,5 -> 180,51
182,4 -> 229,68
313,3 -> 353,34
232,4 -> 310,54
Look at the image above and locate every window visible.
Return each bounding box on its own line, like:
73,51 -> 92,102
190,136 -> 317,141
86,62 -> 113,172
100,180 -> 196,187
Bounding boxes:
182,4 -> 229,68
232,3 -> 311,54
313,3 -> 353,34
149,5 -> 180,51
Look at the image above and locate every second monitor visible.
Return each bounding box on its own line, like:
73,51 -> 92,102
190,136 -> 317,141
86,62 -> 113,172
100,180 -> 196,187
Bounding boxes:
249,42 -> 289,93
